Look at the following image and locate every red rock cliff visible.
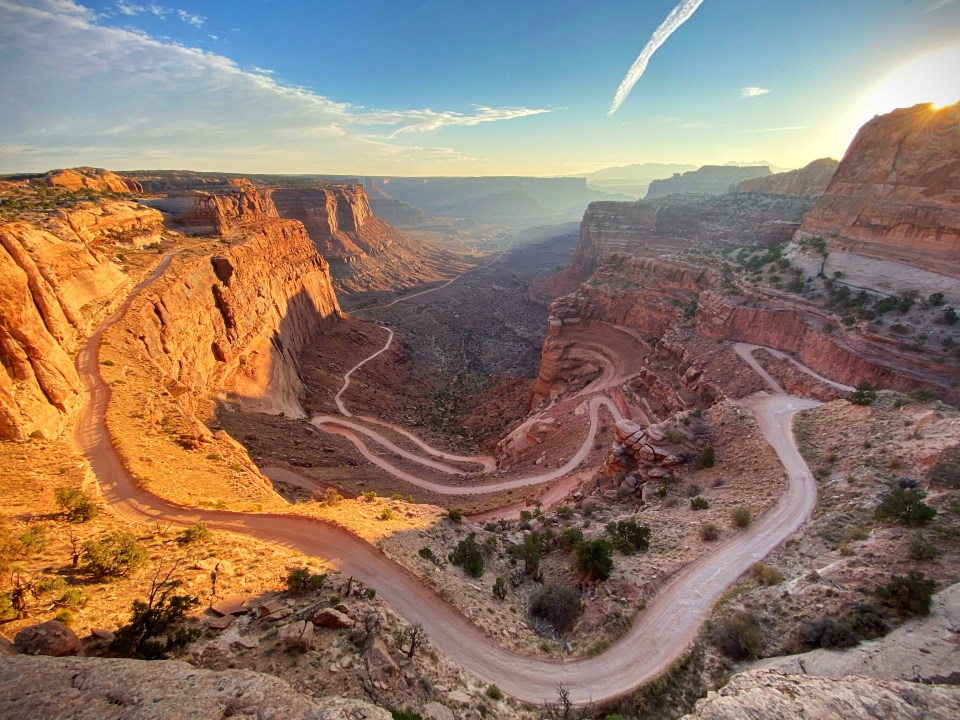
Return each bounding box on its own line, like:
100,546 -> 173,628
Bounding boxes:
132,219 -> 341,419
735,158 -> 838,196
797,102 -> 960,278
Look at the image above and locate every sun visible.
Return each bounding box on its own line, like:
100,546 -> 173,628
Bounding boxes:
857,45 -> 960,122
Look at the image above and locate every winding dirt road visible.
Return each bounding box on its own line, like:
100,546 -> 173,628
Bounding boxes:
77,251 -> 826,706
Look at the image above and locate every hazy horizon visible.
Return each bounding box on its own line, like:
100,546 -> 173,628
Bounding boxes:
1,0 -> 958,176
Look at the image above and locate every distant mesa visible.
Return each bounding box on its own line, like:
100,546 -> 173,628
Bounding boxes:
33,166 -> 142,194
644,165 -> 772,200
734,158 -> 839,197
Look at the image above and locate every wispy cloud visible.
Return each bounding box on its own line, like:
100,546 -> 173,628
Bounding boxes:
759,125 -> 805,132
926,0 -> 955,12
0,0 -> 548,173
608,0 -> 705,115
115,2 -> 203,27
739,86 -> 770,99
176,9 -> 203,27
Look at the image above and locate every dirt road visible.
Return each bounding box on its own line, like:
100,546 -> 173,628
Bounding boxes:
75,252 -> 825,706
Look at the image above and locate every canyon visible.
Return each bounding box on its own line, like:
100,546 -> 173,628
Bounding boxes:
2,101 -> 960,720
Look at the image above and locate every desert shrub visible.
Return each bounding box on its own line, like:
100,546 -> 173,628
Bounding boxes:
492,576 -> 508,600
556,506 -> 574,520
907,388 -> 938,402
848,381 -> 877,405
57,587 -> 87,609
531,583 -> 582,633
844,603 -> 891,640
486,684 -> 503,701
700,523 -> 720,541
929,445 -> 960,488
943,307 -> 958,325
713,612 -> 761,661
748,562 -> 784,586
285,567 -> 326,594
875,571 -> 936,617
690,497 -> 709,510
391,711 -> 422,720
378,508 -> 394,521
693,447 -> 716,469
313,487 -> 343,506
82,532 -> 147,579
575,538 -> 613,581
731,507 -> 752,528
797,616 -> 858,650
559,527 -> 584,551
605,519 -> 650,555
449,533 -> 484,578
362,491 -> 377,502
875,487 -> 936,525
509,531 -> 544,575
112,577 -> 200,659
19,524 -> 46,554
178,522 -> 211,545
908,532 -> 938,560
447,508 -> 463,523
686,484 -> 703,497
54,487 -> 100,523
418,547 -> 439,564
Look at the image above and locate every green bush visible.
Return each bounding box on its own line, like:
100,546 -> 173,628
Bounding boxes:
559,527 -> 584,551
418,547 -> 439,564
178,522 -> 212,545
486,684 -> 504,700
447,508 -> 463,523
875,487 -> 936,525
449,533 -> 484,578
848,381 -> 877,406
797,616 -> 858,650
731,507 -> 752,528
690,497 -> 709,510
844,603 -> 890,640
700,523 -> 720,541
575,538 -> 613,581
509,531 -> 544,575
556,506 -> 574,520
693,446 -> 716,469
19,524 -> 46,554
713,612 -> 761,661
493,576 -> 508,600
54,487 -> 100,523
285,567 -> 326,594
875,571 -> 937,617
531,583 -> 582,633
605,519 -> 650,555
82,531 -> 147,579
378,508 -> 394,521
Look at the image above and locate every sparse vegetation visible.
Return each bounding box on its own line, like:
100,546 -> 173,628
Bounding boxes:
449,533 -> 485,578
446,507 -> 463,523
605,519 -> 650,555
796,616 -> 858,650
690,497 -> 709,510
699,523 -> 720,541
730,507 -> 752,528
82,531 -> 147,579
285,567 -> 326,594
907,532 -> 938,560
748,562 -> 784,586
575,538 -> 613,581
713,612 -> 761,661
875,571 -> 936,617
874,487 -> 936,525
53,486 -> 100,523
848,381 -> 877,406
177,522 -> 212,545
693,446 -> 715,469
531,583 -> 582,633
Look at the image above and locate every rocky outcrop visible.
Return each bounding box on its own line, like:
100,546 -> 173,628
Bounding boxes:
51,202 -> 164,246
735,158 -> 838,196
797,102 -> 960,278
13,620 -> 80,657
143,184 -> 279,236
682,669 -> 960,720
695,290 -> 960,401
645,165 -> 771,199
0,655 -> 391,719
133,219 -> 340,418
35,167 -> 139,194
0,216 -> 135,440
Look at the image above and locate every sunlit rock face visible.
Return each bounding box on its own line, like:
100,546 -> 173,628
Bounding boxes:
797,102 -> 960,279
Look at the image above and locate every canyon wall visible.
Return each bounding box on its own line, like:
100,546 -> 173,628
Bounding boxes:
133,219 -> 341,419
0,202 -> 164,440
797,102 -> 960,278
142,183 -> 279,236
735,158 -> 838,196
35,167 -> 141,194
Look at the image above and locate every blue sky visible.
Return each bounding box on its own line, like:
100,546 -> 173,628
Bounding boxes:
0,0 -> 958,175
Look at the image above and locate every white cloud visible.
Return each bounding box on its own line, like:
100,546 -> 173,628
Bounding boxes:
739,86 -> 770,98
927,0 -> 955,12
0,0 -> 549,173
176,9 -> 203,27
609,0 -> 705,114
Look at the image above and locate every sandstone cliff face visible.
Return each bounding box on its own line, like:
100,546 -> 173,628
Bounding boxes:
133,219 -> 340,418
797,102 -> 960,278
35,167 -> 139,193
645,165 -> 771,199
144,184 -> 279,237
0,655 -> 391,720
0,204 -> 163,440
682,669 -> 960,720
735,157 -> 838,196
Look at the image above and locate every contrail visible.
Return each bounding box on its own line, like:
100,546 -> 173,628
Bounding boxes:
608,0 -> 705,114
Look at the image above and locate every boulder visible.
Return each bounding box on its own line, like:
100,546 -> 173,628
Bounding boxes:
365,638 -> 400,679
312,607 -> 354,629
422,701 -> 456,720
278,620 -> 313,652
14,620 -> 80,657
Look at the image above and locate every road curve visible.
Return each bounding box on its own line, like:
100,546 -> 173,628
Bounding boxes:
75,251 -> 824,706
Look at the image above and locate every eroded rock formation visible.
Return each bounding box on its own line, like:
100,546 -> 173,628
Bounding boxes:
34,167 -> 140,194
797,102 -> 960,278
143,182 -> 279,236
